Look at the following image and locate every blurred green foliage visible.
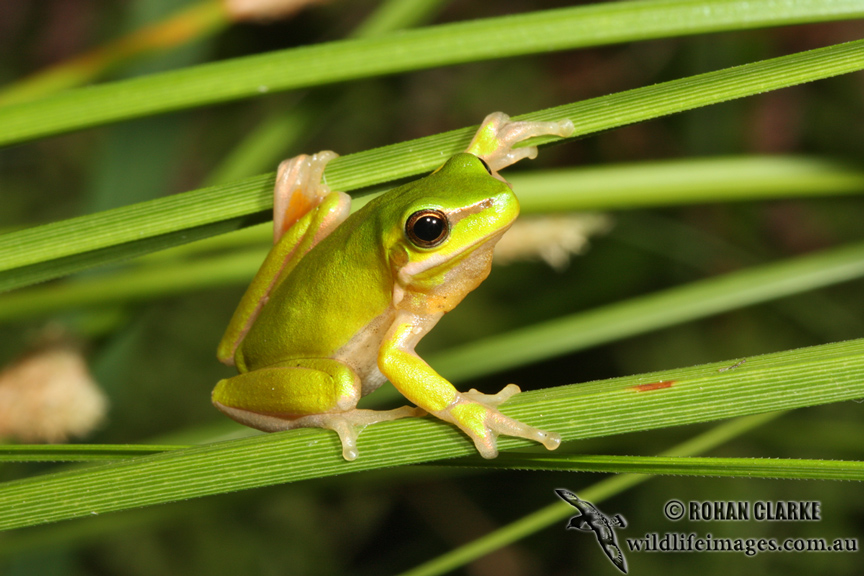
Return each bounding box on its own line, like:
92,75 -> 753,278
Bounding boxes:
0,0 -> 863,575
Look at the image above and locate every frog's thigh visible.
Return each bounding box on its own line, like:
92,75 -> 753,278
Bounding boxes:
213,359 -> 421,460
213,358 -> 360,419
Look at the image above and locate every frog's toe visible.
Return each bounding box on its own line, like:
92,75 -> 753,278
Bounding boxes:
461,383 -> 522,407
467,112 -> 576,172
447,397 -> 561,458
319,406 -> 424,460
317,415 -> 361,461
527,427 -> 562,451
471,435 -> 499,460
463,415 -> 561,459
484,408 -> 562,452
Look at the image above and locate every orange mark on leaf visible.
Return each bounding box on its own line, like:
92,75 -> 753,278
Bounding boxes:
631,380 -> 675,392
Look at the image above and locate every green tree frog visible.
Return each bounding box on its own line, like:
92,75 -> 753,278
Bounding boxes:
213,112 -> 574,460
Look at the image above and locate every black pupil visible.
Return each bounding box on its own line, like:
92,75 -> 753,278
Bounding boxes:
413,215 -> 445,242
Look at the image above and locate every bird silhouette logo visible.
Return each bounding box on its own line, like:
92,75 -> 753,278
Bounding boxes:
555,489 -> 628,573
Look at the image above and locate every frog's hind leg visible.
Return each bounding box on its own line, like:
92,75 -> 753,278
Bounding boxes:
215,405 -> 420,461
216,157 -> 350,367
212,359 -> 421,460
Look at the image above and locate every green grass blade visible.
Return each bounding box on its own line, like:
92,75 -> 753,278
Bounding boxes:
510,156 -> 864,211
3,39 -> 864,293
203,0 -> 446,186
531,37 -> 864,141
0,445 -> 187,463
451,454 -> 864,481
12,445 -> 861,482
0,339 -> 861,530
0,248 -> 268,322
352,0 -> 445,38
2,0 -> 862,146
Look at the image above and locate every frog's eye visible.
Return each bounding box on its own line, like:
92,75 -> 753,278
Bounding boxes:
406,210 -> 449,248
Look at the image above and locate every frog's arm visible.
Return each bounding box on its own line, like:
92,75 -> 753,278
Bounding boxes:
466,112 -> 574,173
217,153 -> 349,366
378,313 -> 561,458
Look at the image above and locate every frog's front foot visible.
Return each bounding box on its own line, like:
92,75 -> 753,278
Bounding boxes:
441,384 -> 562,459
466,112 -> 575,173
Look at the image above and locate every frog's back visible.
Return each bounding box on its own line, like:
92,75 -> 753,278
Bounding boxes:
237,212 -> 393,371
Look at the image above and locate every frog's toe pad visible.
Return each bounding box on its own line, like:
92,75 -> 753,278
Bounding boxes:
484,409 -> 562,455
467,112 -> 576,172
447,390 -> 561,458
